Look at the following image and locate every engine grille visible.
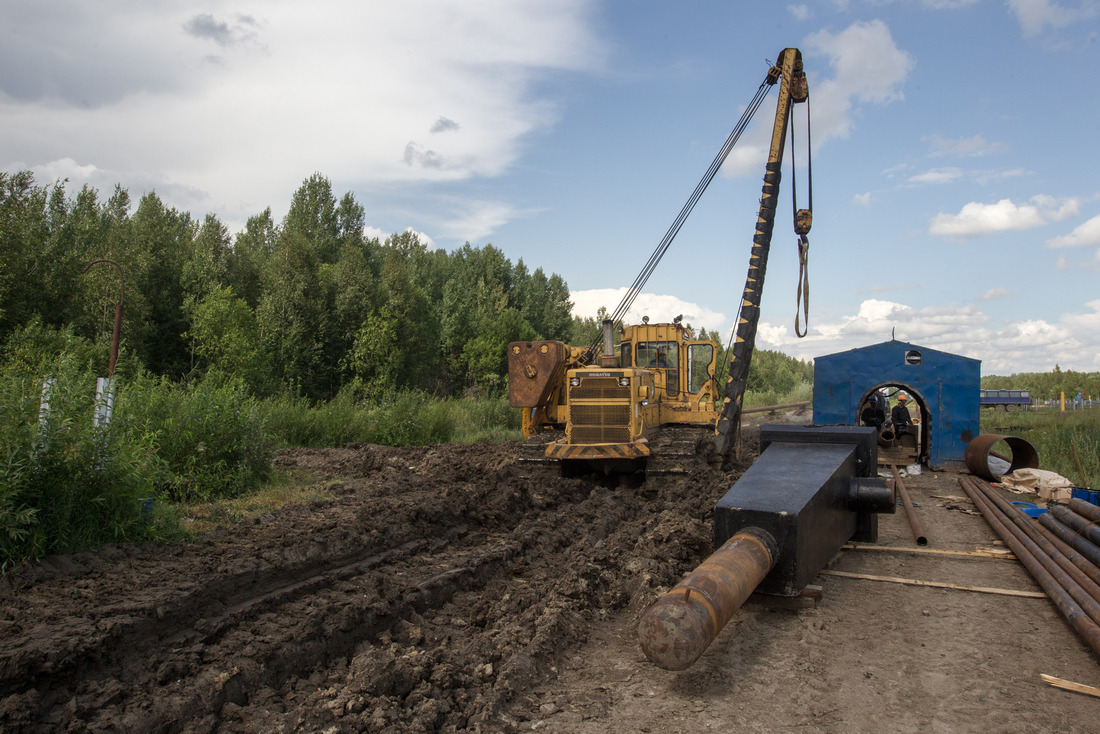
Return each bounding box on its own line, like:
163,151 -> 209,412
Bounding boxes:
569,404 -> 631,444
570,377 -> 629,400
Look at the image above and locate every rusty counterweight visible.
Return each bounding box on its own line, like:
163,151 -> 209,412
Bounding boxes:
638,528 -> 777,671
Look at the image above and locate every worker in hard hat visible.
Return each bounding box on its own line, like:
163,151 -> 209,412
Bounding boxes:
891,394 -> 913,434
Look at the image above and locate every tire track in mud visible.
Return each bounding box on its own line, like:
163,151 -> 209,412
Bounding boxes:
0,441 -> 737,732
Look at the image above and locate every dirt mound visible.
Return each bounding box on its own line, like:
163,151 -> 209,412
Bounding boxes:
0,440 -> 737,732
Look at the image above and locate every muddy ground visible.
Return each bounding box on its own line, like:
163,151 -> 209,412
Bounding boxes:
1,414 -> 1098,732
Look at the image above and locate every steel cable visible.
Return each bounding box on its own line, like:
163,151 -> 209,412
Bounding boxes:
586,76 -> 777,359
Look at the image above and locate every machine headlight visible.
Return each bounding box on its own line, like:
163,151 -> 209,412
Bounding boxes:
569,377 -> 580,387
640,399 -> 648,407
619,377 -> 630,386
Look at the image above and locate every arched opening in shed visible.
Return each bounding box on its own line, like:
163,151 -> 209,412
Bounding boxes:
856,382 -> 930,468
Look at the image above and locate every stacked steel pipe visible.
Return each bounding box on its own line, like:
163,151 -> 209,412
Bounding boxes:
958,476 -> 1100,657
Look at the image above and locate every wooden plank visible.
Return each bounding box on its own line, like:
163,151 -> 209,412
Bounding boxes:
1040,674 -> 1100,699
819,569 -> 1046,598
843,544 -> 1016,560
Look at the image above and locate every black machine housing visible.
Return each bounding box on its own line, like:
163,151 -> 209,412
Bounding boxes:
713,425 -> 894,596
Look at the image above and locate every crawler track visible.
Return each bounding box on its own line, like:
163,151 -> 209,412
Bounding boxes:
0,441 -> 736,732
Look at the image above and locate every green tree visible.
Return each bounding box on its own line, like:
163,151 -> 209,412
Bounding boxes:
256,229 -> 330,399
182,213 -> 232,308
343,305 -> 402,398
124,192 -> 196,377
283,173 -> 340,264
184,285 -> 272,392
226,208 -> 276,310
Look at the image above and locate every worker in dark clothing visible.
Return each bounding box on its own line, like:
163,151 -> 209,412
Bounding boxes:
891,394 -> 913,433
860,395 -> 885,430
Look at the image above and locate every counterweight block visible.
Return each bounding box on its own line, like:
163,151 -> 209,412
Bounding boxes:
639,425 -> 894,670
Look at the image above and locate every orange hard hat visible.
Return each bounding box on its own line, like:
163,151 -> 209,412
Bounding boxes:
898,395 -> 907,401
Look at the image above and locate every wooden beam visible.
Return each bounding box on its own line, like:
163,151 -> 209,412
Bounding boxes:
1040,674 -> 1100,699
819,569 -> 1046,598
843,544 -> 1016,560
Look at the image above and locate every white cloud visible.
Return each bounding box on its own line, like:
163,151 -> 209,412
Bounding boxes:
570,288 -> 727,333
756,297 -> 1100,372
908,167 -> 964,185
363,226 -> 388,242
722,20 -> 914,177
788,4 -> 811,21
1008,0 -> 1097,37
929,195 -> 1081,239
922,0 -> 981,7
924,134 -> 1007,157
977,288 -> 1011,301
29,157 -> 100,183
853,192 -> 872,206
1045,214 -> 1100,248
0,1 -> 603,234
438,200 -> 523,243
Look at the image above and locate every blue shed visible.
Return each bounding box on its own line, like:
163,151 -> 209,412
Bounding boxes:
813,340 -> 980,470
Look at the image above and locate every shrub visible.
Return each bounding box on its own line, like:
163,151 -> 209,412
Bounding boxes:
116,374 -> 273,503
0,335 -> 162,571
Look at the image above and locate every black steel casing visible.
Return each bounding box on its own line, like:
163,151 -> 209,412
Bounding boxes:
713,425 -> 889,596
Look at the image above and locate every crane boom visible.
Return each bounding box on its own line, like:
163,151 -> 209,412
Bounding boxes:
713,48 -> 811,460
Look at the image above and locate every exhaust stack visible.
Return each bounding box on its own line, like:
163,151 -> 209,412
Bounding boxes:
600,319 -> 617,368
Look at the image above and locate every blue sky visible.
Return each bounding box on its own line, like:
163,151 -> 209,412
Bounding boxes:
3,1 -> 1098,374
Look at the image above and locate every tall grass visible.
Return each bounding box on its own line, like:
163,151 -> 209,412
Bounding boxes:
116,375 -> 273,503
981,409 -> 1100,489
259,390 -> 521,448
743,381 -> 814,410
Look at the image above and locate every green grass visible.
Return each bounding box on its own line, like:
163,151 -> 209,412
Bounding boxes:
981,408 -> 1100,489
259,390 -> 522,448
743,381 -> 813,410
179,471 -> 337,534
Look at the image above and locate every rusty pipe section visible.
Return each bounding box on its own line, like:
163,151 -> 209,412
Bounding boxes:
638,527 -> 778,671
1049,504 -> 1100,547
964,434 -> 1039,482
968,479 -> 1100,616
1069,497 -> 1100,524
1039,512 -> 1100,569
890,465 -> 927,546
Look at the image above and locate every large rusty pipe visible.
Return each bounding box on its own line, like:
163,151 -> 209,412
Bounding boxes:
1048,504 -> 1100,547
638,527 -> 777,671
890,465 -> 927,546
969,479 -> 1100,611
1039,513 -> 1100,569
958,477 -> 1100,655
964,434 -> 1039,482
